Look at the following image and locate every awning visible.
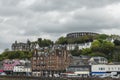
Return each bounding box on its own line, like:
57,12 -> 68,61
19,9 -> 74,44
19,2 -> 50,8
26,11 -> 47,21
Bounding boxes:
91,72 -> 106,75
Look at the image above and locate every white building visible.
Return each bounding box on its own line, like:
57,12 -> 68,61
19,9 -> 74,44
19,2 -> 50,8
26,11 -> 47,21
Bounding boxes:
91,65 -> 120,76
66,65 -> 91,77
13,65 -> 25,72
67,42 -> 91,50
13,60 -> 31,76
89,57 -> 108,65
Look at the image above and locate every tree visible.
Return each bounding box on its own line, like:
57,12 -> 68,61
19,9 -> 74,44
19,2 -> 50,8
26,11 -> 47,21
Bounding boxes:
0,51 -> 32,60
96,34 -> 109,40
4,48 -> 9,52
38,38 -> 42,47
67,38 -> 74,44
91,40 -> 101,52
81,48 -> 92,55
70,46 -> 81,56
114,40 -> 120,46
89,52 -> 106,57
27,39 -> 31,46
56,37 -> 67,44
37,38 -> 53,47
101,41 -> 114,54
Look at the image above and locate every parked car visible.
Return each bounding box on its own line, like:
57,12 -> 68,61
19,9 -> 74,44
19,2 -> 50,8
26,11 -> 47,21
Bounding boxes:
0,72 -> 7,75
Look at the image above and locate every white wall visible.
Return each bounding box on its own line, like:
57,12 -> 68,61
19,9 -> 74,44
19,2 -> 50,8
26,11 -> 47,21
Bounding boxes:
13,66 -> 25,72
67,42 -> 91,50
91,65 -> 120,72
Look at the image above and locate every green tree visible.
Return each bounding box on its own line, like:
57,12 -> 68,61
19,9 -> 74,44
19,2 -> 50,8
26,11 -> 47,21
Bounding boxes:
89,52 -> 106,57
37,38 -> 53,47
4,48 -> 9,52
101,41 -> 114,54
91,40 -> 101,52
56,37 -> 67,44
70,46 -> 81,56
38,38 -> 42,47
96,34 -> 109,40
67,38 -> 74,44
0,51 -> 32,60
114,40 -> 120,46
81,48 -> 92,55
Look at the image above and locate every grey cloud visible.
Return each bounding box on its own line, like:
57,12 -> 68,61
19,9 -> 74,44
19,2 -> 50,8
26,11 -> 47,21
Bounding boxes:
0,0 -> 119,52
30,0 -> 120,12
0,0 -> 23,6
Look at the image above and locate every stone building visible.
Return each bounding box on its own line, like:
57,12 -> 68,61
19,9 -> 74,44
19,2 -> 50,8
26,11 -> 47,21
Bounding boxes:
67,32 -> 98,38
32,45 -> 71,77
11,40 -> 31,51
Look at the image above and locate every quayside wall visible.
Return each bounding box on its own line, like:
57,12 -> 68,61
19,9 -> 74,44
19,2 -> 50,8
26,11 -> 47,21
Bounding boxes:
0,76 -> 119,80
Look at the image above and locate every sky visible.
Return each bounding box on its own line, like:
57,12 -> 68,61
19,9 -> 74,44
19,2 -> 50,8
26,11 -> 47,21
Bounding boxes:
0,0 -> 120,52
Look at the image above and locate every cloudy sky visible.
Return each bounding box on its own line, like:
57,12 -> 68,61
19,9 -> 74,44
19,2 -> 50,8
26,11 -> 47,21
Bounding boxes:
0,0 -> 120,52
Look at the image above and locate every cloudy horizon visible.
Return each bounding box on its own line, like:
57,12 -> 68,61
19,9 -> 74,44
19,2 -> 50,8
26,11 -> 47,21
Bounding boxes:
0,0 -> 120,53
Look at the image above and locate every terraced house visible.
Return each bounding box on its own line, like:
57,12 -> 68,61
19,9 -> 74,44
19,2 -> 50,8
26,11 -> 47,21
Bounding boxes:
32,45 -> 71,77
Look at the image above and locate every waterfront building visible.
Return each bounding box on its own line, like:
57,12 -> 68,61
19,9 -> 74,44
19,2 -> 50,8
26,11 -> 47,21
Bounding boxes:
66,65 -> 91,77
3,59 -> 31,76
32,45 -> 71,77
91,64 -> 120,76
13,59 -> 31,76
3,59 -> 20,75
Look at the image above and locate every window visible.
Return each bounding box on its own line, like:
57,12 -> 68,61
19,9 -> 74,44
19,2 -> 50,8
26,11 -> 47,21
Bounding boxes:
40,61 -> 44,65
38,52 -> 42,56
38,57 -> 39,60
33,57 -> 36,60
52,52 -> 55,55
118,67 -> 120,70
40,57 -> 43,60
99,67 -> 105,70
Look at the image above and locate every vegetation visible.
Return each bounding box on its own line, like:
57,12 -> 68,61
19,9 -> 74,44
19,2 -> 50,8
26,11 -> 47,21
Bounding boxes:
0,51 -> 32,61
70,40 -> 115,60
114,39 -> 120,46
56,34 -> 110,44
67,34 -> 120,62
55,37 -> 67,45
37,38 -> 54,47
70,46 -> 80,56
1,34 -> 120,62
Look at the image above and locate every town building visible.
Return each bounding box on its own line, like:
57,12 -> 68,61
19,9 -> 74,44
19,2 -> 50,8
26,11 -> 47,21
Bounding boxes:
64,56 -> 90,77
11,40 -> 40,51
91,64 -> 120,77
88,57 -> 108,65
3,59 -> 20,75
13,59 -> 31,76
66,42 -> 91,50
3,59 -> 31,76
11,40 -> 31,51
66,65 -> 91,77
32,45 -> 71,77
0,61 -> 4,75
70,56 -> 90,66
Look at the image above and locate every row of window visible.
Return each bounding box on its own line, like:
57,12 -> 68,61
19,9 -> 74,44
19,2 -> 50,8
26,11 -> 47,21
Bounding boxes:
98,67 -> 120,71
67,68 -> 89,72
